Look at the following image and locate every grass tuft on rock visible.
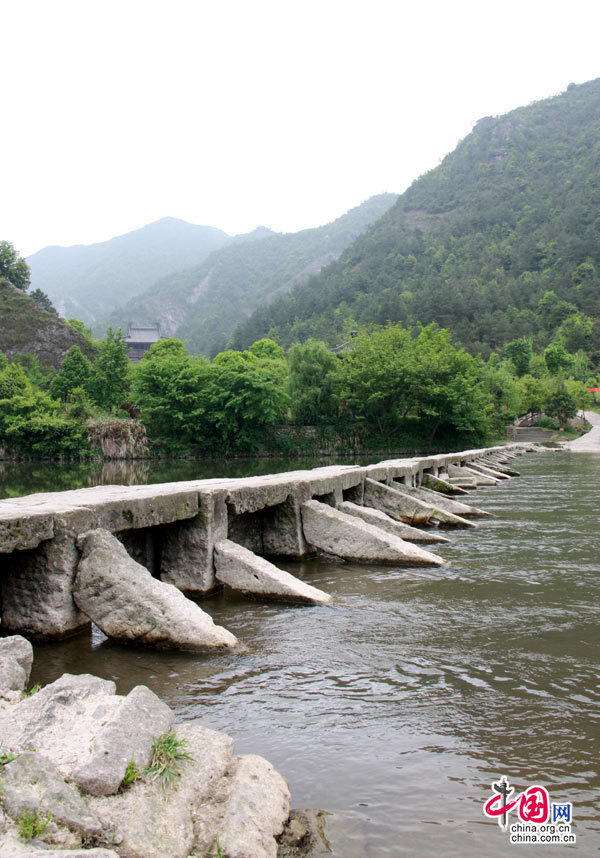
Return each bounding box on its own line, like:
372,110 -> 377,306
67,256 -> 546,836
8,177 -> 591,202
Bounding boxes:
144,732 -> 193,789
18,808 -> 52,840
120,758 -> 141,789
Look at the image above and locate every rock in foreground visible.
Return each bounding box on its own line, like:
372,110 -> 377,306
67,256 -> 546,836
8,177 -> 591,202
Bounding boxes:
73,528 -> 237,649
0,658 -> 292,858
0,635 -> 33,698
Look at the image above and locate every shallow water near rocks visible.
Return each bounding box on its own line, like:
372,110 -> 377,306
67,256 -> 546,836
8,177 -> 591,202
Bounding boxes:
26,451 -> 600,856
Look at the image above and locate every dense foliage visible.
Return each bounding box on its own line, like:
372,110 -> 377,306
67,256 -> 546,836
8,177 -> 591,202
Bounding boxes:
0,315 -> 594,458
229,80 -> 600,366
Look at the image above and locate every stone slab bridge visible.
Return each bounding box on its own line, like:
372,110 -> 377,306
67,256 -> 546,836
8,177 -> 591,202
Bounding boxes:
0,444 -> 531,648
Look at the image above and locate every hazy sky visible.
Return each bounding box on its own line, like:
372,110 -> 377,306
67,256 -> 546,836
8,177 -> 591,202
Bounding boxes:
3,0 -> 600,257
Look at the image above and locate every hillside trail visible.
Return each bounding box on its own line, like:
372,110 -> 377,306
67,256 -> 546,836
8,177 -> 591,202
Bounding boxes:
565,410 -> 600,451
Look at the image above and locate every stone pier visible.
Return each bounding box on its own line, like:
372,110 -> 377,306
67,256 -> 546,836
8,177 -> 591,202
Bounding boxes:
0,443 -> 533,645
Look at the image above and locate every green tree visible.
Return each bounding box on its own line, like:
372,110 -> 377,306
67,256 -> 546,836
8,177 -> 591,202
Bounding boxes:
132,338 -> 211,442
408,324 -> 489,442
545,388 -> 577,426
504,338 -> 532,377
0,241 -> 30,291
0,361 -> 29,399
557,312 -> 593,353
12,353 -> 55,389
337,323 -> 490,442
564,379 -> 593,414
206,346 -> 289,449
337,324 -> 414,437
89,328 -> 131,411
537,290 -> 577,331
544,342 -> 572,375
29,289 -> 57,314
288,339 -> 339,424
481,356 -> 521,432
0,385 -> 87,456
49,346 -> 93,402
248,338 -> 285,361
517,374 -> 548,420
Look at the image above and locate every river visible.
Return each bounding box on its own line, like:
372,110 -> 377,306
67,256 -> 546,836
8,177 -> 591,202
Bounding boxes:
4,451 -> 599,856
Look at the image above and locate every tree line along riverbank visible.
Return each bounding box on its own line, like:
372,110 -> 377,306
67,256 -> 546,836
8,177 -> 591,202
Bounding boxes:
0,319 -> 596,462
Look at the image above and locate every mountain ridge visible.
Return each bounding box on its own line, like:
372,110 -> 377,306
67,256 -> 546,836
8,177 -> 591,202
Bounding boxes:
101,193 -> 398,356
27,217 -> 232,325
228,79 -> 600,356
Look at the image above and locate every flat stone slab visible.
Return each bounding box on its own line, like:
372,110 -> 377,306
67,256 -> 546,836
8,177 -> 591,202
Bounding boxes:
74,528 -> 238,650
301,500 -> 445,566
214,539 -> 331,605
468,461 -> 511,480
364,479 -> 475,528
0,508 -> 54,553
448,464 -> 498,486
397,485 -> 491,518
338,501 -> 450,544
363,478 -> 433,525
385,483 -> 477,527
483,457 -> 520,476
421,472 -> 468,495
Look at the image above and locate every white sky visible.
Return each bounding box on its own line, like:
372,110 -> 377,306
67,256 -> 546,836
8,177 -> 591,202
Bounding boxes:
3,0 -> 600,257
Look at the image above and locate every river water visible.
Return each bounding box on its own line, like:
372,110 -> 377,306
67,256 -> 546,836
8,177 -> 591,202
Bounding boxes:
8,451 -> 600,856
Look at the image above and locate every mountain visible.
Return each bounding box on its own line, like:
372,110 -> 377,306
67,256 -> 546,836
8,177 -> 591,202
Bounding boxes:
102,194 -> 398,357
27,217 -> 231,326
229,79 -> 600,358
0,279 -> 94,369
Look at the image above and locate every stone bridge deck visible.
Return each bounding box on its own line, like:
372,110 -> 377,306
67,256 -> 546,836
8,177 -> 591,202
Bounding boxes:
0,444 -> 531,645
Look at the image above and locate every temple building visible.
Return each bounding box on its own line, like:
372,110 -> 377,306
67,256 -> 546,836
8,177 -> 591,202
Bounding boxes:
122,323 -> 163,361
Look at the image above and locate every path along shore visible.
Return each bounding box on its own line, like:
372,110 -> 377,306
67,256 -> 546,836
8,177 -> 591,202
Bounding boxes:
566,410 -> 600,451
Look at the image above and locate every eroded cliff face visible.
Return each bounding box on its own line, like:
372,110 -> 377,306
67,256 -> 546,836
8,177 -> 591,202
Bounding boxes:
0,279 -> 93,369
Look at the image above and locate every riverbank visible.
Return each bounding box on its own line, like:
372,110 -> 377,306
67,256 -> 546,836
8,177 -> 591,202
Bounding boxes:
0,637 -> 294,858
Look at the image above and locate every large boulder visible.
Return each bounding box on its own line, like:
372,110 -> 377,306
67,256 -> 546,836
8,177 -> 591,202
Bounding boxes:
71,684 -> 174,796
0,635 -> 33,697
0,673 -> 170,799
215,754 -> 291,858
74,528 -> 238,650
0,751 -> 102,837
337,501 -> 450,544
301,500 -> 445,566
0,674 -> 117,765
214,539 -> 331,605
89,722 -> 236,858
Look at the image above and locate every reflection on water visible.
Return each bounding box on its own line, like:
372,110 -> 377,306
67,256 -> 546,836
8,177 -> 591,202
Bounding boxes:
0,454 -> 381,499
20,453 -> 600,856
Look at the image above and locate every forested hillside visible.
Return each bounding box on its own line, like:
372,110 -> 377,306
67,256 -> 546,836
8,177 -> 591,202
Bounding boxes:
230,79 -> 600,359
0,278 -> 94,369
102,194 -> 397,357
27,217 -> 231,325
